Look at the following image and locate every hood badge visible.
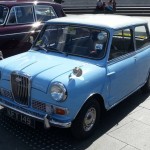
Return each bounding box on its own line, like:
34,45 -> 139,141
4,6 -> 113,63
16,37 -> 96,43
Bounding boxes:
15,77 -> 22,82
69,67 -> 82,78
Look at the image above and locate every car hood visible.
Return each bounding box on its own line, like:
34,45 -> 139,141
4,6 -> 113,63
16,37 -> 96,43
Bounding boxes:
1,51 -> 90,92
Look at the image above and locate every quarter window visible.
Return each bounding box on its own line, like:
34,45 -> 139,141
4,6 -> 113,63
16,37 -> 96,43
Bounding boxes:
135,25 -> 150,50
109,28 -> 134,60
0,6 -> 8,24
34,5 -> 57,22
7,7 -> 16,24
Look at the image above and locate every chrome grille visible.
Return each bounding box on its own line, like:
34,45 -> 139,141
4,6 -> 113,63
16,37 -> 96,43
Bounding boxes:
32,100 -> 46,112
11,72 -> 30,105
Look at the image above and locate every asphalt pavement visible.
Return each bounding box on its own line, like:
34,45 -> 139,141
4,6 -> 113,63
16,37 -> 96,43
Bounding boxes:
0,90 -> 150,150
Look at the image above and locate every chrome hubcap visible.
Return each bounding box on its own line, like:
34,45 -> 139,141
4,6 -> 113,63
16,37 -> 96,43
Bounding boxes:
83,107 -> 96,131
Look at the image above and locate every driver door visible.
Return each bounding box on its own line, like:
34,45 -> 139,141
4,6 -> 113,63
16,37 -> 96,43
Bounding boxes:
107,28 -> 137,106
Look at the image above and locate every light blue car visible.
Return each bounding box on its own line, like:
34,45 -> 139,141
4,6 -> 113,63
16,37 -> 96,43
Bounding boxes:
0,14 -> 150,139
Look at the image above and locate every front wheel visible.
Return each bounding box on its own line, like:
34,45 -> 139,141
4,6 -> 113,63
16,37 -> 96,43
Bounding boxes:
71,99 -> 100,139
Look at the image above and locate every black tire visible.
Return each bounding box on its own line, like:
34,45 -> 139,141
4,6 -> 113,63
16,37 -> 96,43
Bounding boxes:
71,99 -> 100,139
141,73 -> 150,93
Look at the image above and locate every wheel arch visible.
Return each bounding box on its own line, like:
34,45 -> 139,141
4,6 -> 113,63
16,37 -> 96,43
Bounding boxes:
87,93 -> 106,114
71,93 -> 106,139
75,93 -> 106,119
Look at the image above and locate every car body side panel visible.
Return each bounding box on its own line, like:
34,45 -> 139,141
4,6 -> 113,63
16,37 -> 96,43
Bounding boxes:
48,64 -> 107,120
135,46 -> 150,86
107,53 -> 137,106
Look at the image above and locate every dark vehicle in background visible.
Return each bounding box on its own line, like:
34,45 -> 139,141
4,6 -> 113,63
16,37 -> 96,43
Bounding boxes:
0,0 -> 65,57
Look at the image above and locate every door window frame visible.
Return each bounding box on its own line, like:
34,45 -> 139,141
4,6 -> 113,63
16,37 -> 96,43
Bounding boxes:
108,27 -> 135,62
34,4 -> 58,22
6,5 -> 35,25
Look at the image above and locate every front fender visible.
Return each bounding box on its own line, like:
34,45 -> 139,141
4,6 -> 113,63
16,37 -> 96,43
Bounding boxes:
50,64 -> 107,120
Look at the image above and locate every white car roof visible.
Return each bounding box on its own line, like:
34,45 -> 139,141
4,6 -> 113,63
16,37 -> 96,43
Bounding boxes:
48,14 -> 147,29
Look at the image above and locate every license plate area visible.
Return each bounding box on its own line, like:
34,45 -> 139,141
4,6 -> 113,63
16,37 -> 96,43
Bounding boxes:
6,108 -> 35,128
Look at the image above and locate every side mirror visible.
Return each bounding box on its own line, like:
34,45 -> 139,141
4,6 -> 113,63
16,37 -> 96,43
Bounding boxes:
0,51 -> 4,60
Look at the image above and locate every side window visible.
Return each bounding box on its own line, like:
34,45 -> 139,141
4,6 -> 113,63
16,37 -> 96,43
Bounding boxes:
0,6 -> 9,24
7,7 -> 16,24
135,25 -> 150,50
35,5 -> 57,22
109,28 -> 134,60
7,6 -> 34,24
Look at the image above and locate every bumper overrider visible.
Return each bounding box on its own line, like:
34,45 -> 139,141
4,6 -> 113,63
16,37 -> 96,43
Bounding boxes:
0,99 -> 71,128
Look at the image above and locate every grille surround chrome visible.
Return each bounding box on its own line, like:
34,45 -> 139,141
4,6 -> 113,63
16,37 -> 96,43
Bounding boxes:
11,71 -> 31,106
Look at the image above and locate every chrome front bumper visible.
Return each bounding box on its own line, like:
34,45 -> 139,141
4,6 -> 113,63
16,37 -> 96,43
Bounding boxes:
0,100 -> 71,128
44,114 -> 71,128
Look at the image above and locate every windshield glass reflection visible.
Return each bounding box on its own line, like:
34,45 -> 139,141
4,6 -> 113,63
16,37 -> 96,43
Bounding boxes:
34,24 -> 108,59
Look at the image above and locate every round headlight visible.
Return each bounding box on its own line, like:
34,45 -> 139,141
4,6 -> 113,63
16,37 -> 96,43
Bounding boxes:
50,82 -> 67,102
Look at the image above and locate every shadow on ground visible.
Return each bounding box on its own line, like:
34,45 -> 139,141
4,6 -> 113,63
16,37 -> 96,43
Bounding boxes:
0,90 -> 149,150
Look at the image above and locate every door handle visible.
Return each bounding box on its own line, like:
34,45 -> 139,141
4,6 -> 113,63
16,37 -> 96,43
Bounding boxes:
107,71 -> 115,76
134,56 -> 137,61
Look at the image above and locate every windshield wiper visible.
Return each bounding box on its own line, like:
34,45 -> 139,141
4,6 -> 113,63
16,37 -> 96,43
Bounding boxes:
33,45 -> 69,56
47,46 -> 68,56
48,47 -> 59,51
33,45 -> 47,52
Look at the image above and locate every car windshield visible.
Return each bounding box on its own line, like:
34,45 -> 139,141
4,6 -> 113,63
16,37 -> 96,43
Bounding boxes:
0,6 -> 8,24
34,24 -> 108,59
